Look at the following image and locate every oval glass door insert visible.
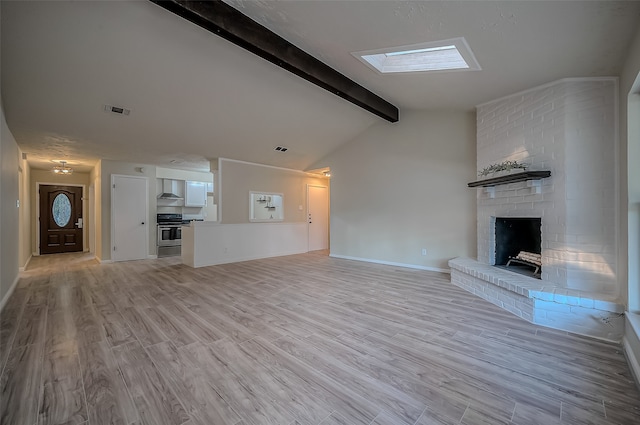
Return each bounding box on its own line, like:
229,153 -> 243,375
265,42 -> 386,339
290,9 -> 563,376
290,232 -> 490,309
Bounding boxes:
52,193 -> 72,227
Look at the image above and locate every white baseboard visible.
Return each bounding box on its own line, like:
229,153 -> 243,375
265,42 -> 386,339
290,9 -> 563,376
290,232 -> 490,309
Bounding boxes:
329,254 -> 450,274
19,254 -> 32,272
624,314 -> 640,389
624,337 -> 640,389
147,255 -> 158,260
0,274 -> 21,313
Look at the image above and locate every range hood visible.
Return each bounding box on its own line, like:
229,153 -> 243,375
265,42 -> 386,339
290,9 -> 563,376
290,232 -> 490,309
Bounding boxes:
158,179 -> 183,200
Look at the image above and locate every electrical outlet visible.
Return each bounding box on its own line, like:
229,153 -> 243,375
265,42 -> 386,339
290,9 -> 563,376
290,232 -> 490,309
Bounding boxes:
421,248 -> 427,256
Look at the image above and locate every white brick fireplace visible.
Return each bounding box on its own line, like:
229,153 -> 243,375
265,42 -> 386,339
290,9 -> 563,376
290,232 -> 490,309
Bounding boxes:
450,78 -> 625,341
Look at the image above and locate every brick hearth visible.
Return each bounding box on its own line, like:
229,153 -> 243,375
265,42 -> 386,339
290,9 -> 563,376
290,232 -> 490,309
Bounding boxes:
449,257 -> 624,341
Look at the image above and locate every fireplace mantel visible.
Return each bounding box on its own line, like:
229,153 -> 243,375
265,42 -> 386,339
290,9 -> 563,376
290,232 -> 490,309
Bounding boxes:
467,170 -> 551,188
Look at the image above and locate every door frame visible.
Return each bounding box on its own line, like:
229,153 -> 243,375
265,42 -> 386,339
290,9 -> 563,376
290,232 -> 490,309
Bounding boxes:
110,174 -> 149,261
89,184 -> 95,254
18,166 -> 24,266
306,184 -> 329,252
35,182 -> 86,256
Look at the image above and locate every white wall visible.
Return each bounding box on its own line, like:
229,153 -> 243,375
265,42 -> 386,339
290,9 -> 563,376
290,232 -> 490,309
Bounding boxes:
0,105 -> 21,308
218,158 -> 327,224
315,110 -> 477,271
156,166 -> 213,183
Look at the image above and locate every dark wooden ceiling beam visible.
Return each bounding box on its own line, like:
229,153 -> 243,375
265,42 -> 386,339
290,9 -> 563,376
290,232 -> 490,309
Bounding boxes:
149,0 -> 399,122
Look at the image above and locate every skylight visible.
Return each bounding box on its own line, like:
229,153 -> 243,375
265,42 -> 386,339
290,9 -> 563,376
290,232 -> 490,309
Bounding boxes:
353,37 -> 480,74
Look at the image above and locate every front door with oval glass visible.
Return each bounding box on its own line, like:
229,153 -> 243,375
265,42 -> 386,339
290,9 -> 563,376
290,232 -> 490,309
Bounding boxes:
39,185 -> 83,254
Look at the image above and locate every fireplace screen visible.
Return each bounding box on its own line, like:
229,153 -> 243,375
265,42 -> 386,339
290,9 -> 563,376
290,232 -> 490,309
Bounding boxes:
495,217 -> 542,277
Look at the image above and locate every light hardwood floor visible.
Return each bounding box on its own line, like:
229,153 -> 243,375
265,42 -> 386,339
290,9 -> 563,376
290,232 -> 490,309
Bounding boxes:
1,251 -> 639,425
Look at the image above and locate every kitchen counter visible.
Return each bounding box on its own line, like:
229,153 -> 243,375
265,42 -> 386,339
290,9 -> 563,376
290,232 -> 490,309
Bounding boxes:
181,221 -> 308,268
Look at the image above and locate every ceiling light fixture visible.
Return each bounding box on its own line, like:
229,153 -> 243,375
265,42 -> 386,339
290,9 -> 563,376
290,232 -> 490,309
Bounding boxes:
53,160 -> 74,175
352,37 -> 480,74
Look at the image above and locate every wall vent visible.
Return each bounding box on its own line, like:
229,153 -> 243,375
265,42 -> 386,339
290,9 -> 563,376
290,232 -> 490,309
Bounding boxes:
274,146 -> 288,152
104,105 -> 131,115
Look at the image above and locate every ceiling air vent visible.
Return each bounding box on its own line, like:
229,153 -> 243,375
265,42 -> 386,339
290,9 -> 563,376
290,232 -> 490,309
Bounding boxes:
274,146 -> 288,152
104,104 -> 131,115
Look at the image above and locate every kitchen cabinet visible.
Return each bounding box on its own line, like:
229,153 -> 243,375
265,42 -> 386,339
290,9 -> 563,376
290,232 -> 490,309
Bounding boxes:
184,181 -> 207,207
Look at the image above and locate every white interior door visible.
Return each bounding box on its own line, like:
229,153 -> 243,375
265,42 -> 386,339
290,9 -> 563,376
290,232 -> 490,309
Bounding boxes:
308,185 -> 329,251
112,175 -> 148,261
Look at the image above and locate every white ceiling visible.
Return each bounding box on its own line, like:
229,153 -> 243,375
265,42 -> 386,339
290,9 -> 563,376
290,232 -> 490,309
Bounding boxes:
2,1 -> 639,173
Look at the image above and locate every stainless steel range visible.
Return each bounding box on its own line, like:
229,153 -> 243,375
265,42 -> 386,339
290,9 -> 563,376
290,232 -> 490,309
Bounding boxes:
157,213 -> 182,257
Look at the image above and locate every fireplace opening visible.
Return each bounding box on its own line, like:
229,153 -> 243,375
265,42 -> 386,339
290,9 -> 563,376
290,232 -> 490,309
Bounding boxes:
494,217 -> 542,279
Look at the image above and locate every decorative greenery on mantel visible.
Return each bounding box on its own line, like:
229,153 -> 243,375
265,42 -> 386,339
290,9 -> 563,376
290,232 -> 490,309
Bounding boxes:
478,160 -> 528,177
468,170 -> 551,188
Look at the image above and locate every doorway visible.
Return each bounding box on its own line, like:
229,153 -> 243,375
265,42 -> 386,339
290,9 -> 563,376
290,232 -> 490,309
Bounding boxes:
111,174 -> 148,261
39,185 -> 83,254
307,185 -> 329,252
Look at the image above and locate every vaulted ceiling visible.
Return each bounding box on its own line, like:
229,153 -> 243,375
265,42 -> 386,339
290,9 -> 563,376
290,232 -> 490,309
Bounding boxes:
2,1 -> 639,172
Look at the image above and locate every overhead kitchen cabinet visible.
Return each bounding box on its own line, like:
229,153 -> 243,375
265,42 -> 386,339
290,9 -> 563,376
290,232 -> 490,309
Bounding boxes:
184,181 -> 207,207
